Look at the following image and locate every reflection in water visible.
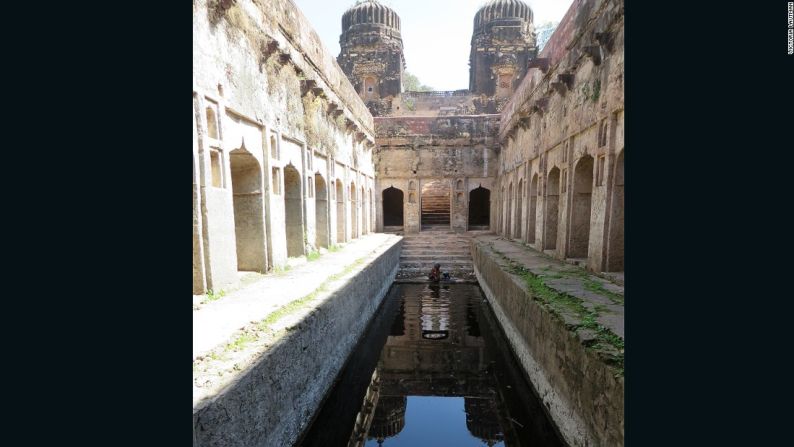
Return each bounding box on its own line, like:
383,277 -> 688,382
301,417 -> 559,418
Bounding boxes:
420,285 -> 449,340
299,284 -> 564,447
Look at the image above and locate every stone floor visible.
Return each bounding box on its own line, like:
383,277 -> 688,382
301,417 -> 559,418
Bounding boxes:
473,234 -> 624,339
192,233 -> 401,360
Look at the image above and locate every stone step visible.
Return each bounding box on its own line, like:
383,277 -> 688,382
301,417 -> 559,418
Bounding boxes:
402,245 -> 471,249
401,245 -> 471,250
400,249 -> 471,257
403,240 -> 466,244
401,244 -> 469,248
400,263 -> 473,270
402,238 -> 467,242
401,255 -> 472,261
400,259 -> 473,265
403,249 -> 466,252
398,268 -> 474,275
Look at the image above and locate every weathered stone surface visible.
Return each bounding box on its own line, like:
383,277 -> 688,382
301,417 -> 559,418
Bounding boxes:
192,235 -> 401,447
338,0 -> 404,117
373,115 -> 500,233
193,0 -> 378,294
470,0 -> 538,99
193,233 -> 401,359
494,0 -> 624,275
472,236 -> 624,447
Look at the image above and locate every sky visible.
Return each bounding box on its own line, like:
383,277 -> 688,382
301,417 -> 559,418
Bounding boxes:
292,0 -> 573,91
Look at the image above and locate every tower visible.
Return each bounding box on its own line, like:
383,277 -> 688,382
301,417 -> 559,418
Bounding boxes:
469,0 -> 537,100
338,0 -> 405,116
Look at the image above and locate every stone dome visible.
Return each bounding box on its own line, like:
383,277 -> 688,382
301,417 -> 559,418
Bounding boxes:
342,0 -> 401,32
473,0 -> 533,31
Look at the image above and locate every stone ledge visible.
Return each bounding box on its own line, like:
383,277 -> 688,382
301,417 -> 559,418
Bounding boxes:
192,236 -> 401,447
472,237 -> 624,447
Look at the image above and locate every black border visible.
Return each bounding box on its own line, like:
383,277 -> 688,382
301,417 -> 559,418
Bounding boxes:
8,0 -> 794,444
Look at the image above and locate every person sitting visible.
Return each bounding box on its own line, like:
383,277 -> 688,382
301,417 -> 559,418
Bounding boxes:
428,263 -> 442,282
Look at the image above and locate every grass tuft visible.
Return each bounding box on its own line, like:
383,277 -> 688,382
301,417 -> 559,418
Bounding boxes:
491,245 -> 624,374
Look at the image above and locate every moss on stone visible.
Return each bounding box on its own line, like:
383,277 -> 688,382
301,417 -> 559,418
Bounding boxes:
491,245 -> 624,374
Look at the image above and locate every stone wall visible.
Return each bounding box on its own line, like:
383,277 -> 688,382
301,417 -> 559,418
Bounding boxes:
389,91 -> 499,117
192,236 -> 402,447
193,0 -> 378,294
373,115 -> 500,233
472,241 -> 623,446
494,0 -> 624,273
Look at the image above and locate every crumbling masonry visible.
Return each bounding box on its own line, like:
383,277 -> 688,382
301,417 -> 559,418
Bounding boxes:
193,0 -> 623,286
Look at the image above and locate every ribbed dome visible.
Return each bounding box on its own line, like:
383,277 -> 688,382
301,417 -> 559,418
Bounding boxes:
342,0 -> 401,32
473,0 -> 533,30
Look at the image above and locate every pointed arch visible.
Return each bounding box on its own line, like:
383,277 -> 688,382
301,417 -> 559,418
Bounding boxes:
528,174 -> 538,243
606,150 -> 624,271
315,173 -> 329,248
229,148 -> 266,271
284,163 -> 304,257
569,155 -> 594,258
544,167 -> 561,249
468,186 -> 490,229
335,179 -> 345,243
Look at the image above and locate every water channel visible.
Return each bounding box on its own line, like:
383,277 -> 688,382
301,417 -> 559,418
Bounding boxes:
299,283 -> 565,446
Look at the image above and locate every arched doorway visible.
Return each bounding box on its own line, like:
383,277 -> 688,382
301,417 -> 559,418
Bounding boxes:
544,168 -> 560,250
515,179 -> 524,239
315,173 -> 328,248
335,179 -> 345,243
361,185 -> 367,235
350,181 -> 358,239
369,189 -> 375,233
382,187 -> 404,228
230,148 -> 267,272
528,174 -> 538,243
421,180 -> 451,229
606,150 -> 624,271
363,76 -> 377,101
284,164 -> 304,257
499,186 -> 505,233
506,182 -> 513,237
468,187 -> 490,229
569,156 -> 594,258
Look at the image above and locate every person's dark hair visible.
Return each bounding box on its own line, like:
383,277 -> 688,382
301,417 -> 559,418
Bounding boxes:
434,263 -> 440,269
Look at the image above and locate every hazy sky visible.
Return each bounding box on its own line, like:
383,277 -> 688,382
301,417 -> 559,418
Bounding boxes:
292,0 -> 573,91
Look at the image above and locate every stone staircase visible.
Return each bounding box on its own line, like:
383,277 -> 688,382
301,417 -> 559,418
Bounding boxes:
397,230 -> 476,281
421,183 -> 450,228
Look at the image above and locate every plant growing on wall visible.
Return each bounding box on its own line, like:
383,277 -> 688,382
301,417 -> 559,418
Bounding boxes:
591,79 -> 601,102
302,91 -> 340,156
